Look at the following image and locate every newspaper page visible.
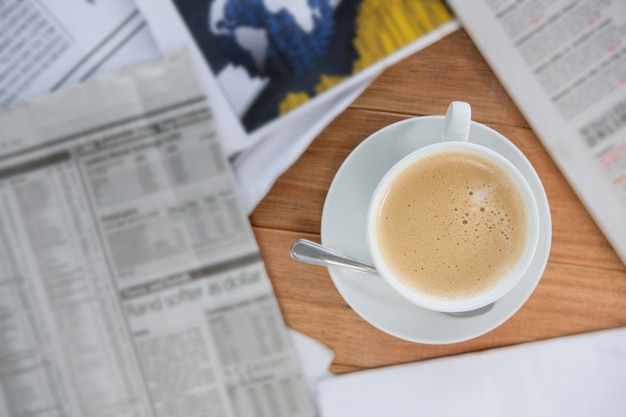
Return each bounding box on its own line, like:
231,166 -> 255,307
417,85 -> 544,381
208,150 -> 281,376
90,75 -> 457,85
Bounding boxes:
136,0 -> 459,155
0,0 -> 160,110
448,0 -> 626,265
0,50 -> 313,417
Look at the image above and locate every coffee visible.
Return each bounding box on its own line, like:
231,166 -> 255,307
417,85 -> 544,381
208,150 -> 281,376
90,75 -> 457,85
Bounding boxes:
375,151 -> 528,300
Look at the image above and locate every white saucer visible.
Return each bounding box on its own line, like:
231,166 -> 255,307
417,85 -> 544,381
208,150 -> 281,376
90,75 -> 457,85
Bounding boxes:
321,116 -> 552,344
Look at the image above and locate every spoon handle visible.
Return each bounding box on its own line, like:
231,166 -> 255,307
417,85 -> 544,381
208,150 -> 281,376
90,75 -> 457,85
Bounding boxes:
290,239 -> 378,275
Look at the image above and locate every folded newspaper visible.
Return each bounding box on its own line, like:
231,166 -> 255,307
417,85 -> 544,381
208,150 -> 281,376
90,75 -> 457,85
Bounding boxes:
137,0 -> 458,154
136,0 -> 459,211
448,0 -> 626,265
0,0 -> 159,109
0,50 -> 313,417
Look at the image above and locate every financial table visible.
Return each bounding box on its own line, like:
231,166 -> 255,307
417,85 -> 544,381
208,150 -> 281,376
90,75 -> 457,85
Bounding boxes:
249,29 -> 626,374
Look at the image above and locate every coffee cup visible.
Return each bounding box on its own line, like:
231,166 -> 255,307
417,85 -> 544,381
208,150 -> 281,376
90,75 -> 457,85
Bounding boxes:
366,102 -> 540,313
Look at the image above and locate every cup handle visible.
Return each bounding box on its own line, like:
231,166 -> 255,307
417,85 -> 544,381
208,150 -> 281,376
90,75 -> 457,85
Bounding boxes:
442,101 -> 471,142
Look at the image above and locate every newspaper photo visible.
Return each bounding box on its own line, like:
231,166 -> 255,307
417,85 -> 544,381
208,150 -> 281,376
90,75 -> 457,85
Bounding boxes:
0,50 -> 313,417
448,0 -> 626,265
136,0 -> 459,155
0,0 -> 160,110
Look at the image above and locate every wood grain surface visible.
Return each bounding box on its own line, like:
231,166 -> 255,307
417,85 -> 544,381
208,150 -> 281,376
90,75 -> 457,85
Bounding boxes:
249,29 -> 626,374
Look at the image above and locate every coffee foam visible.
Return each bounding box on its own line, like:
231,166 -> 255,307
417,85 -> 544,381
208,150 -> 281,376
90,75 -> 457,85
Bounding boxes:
376,151 -> 528,300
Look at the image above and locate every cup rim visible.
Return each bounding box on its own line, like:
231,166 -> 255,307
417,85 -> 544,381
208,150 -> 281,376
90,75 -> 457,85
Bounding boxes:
366,141 -> 541,313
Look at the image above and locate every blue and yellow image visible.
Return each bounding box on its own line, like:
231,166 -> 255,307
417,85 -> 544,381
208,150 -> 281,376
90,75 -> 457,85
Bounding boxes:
173,0 -> 452,133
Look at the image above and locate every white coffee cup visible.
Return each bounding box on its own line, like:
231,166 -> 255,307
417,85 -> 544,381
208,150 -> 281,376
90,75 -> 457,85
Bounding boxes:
366,102 -> 540,313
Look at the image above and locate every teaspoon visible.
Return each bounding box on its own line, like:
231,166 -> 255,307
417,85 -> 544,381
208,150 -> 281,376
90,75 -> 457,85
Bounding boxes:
290,239 -> 377,274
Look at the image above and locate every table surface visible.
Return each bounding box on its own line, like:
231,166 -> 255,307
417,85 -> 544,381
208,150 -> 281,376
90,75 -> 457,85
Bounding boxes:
249,29 -> 626,375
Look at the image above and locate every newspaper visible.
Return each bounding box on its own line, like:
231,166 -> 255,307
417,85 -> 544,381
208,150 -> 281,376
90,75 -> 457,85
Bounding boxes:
136,0 -> 459,212
0,0 -> 160,109
0,50 -> 313,417
448,0 -> 626,265
136,0 -> 459,155
1,0 -> 458,214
